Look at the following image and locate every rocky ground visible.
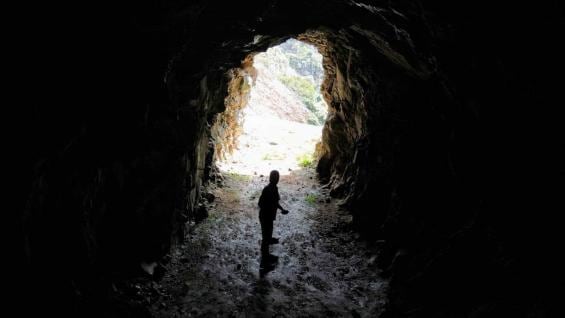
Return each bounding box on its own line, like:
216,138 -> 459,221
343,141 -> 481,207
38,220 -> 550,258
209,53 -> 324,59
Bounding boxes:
127,167 -> 387,317
217,113 -> 323,176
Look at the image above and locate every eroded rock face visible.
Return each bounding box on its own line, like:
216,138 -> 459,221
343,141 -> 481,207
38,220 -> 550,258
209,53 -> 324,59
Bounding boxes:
18,0 -> 563,316
210,67 -> 254,163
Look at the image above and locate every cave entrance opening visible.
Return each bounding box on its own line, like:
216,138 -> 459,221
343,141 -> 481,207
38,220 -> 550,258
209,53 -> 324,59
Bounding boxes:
217,38 -> 328,177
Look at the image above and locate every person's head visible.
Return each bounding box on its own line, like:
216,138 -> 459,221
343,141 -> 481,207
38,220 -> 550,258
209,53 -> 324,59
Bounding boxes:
269,170 -> 280,185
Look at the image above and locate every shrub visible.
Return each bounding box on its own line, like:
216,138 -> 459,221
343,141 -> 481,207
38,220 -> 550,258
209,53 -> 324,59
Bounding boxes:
279,75 -> 326,125
305,194 -> 317,204
297,152 -> 315,167
227,172 -> 252,182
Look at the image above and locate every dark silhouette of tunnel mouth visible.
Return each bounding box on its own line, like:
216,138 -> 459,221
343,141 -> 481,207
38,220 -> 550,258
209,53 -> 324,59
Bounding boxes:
22,15 -> 440,315
20,1 -> 562,316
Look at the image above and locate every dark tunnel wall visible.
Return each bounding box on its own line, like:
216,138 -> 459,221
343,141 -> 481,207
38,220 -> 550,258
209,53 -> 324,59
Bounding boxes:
17,0 -> 564,316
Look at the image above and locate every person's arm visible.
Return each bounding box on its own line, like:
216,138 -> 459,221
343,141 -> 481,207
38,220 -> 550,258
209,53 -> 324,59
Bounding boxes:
277,202 -> 289,214
275,188 -> 288,214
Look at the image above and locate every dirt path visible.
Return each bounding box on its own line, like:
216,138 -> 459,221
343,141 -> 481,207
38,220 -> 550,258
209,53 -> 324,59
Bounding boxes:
144,168 -> 387,317
217,113 -> 323,176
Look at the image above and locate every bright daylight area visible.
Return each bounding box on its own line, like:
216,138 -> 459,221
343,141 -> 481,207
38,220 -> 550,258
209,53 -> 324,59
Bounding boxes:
217,38 -> 328,176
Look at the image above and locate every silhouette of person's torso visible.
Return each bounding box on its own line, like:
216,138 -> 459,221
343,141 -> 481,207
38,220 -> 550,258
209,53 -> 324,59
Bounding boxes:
258,183 -> 279,221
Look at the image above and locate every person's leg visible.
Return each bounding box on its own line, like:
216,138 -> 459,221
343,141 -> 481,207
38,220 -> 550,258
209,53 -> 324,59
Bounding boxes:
269,215 -> 279,244
266,219 -> 273,243
260,219 -> 272,257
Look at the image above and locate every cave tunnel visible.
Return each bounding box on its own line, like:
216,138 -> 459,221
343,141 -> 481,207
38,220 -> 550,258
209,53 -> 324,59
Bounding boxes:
16,1 -> 564,317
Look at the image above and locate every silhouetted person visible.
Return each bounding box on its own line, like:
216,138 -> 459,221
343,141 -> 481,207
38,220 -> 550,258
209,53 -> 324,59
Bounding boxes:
258,170 -> 288,270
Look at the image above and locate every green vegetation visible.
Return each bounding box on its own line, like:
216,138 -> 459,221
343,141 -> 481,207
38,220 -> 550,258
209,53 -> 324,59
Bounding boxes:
226,172 -> 252,182
253,38 -> 328,126
279,39 -> 324,84
305,193 -> 317,204
279,75 -> 327,125
207,211 -> 219,221
297,152 -> 315,167
279,75 -> 316,101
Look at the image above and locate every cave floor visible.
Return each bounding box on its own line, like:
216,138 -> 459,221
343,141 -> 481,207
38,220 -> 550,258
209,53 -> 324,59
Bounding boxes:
146,168 -> 387,317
